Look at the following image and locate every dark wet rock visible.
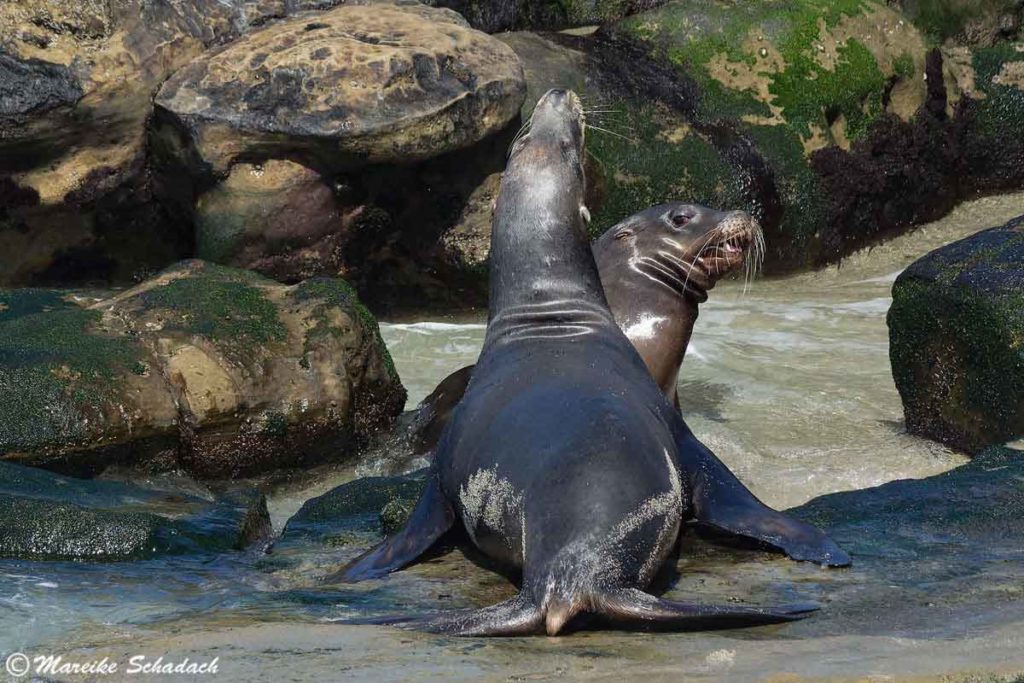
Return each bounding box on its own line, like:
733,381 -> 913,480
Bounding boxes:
195,160 -> 362,283
276,469 -> 427,549
437,172 -> 499,280
0,461 -> 271,561
0,51 -> 83,119
429,0 -> 668,33
895,0 -> 1023,45
0,261 -> 405,479
780,445 -> 1024,636
887,215 -> 1024,454
153,3 -> 526,174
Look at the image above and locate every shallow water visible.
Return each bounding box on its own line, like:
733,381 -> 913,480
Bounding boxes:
2,192 -> 1024,680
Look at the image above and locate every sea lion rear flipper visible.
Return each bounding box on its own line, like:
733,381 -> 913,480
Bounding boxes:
374,594 -> 544,636
329,473 -> 455,583
679,433 -> 852,567
599,588 -> 817,629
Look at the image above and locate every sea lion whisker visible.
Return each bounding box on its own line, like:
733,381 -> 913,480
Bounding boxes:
682,230 -> 720,293
585,124 -> 637,144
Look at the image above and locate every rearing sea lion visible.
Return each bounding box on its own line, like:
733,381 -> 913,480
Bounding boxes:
408,200 -> 761,454
336,89 -> 836,636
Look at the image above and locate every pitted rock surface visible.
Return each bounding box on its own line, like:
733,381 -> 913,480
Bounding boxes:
155,3 -> 527,172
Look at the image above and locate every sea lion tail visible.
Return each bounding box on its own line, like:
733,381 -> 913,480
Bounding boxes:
595,588 -> 818,630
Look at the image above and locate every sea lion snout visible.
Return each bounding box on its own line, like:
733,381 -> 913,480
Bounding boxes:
519,88 -> 585,153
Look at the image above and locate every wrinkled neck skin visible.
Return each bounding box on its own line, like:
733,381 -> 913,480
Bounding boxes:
597,254 -> 699,400
485,139 -> 614,346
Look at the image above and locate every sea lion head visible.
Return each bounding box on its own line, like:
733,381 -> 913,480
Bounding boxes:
596,202 -> 763,304
503,89 -> 587,224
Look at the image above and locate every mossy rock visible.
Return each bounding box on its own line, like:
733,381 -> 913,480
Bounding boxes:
465,4 -> 1024,283
276,469 -> 428,549
606,0 -> 931,268
0,461 -> 271,561
888,215 -> 1024,454
0,261 -> 406,478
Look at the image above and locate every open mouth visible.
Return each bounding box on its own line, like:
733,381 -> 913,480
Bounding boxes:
696,229 -> 754,277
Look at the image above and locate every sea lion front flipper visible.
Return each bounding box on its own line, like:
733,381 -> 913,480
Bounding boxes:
599,588 -> 817,630
678,433 -> 852,567
329,473 -> 455,583
408,365 -> 475,455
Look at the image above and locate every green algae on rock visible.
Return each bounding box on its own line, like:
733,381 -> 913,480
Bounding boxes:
0,461 -> 271,561
0,261 -> 406,478
888,215 -> 1024,454
277,469 -> 427,548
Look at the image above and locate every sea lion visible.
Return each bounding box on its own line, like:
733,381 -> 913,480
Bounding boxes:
408,200 -> 760,454
335,89 -> 837,636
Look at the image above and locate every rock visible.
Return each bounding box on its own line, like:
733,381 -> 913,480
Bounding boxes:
0,0 -> 367,286
438,171 -> 500,278
153,3 -> 526,175
0,461 -> 271,561
895,0 -> 1023,45
429,0 -> 669,33
887,215 -> 1024,454
464,4 -> 1024,280
275,469 -> 427,550
0,260 -> 406,478
195,160 -> 362,283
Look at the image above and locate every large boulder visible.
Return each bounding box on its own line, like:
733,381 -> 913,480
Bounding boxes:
0,0 -> 351,286
0,261 -> 406,478
888,215 -> 1024,454
151,2 -> 526,310
0,461 -> 271,561
603,2 -> 1024,271
154,3 -> 526,174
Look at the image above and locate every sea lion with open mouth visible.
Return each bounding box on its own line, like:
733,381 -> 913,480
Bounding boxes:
409,200 -> 764,455
333,89 -> 843,636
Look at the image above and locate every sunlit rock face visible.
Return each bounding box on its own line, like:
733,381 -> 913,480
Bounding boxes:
888,214 -> 1024,454
146,2 -> 525,311
0,461 -> 272,561
0,261 -> 406,479
153,3 -> 525,172
0,0 -> 365,286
